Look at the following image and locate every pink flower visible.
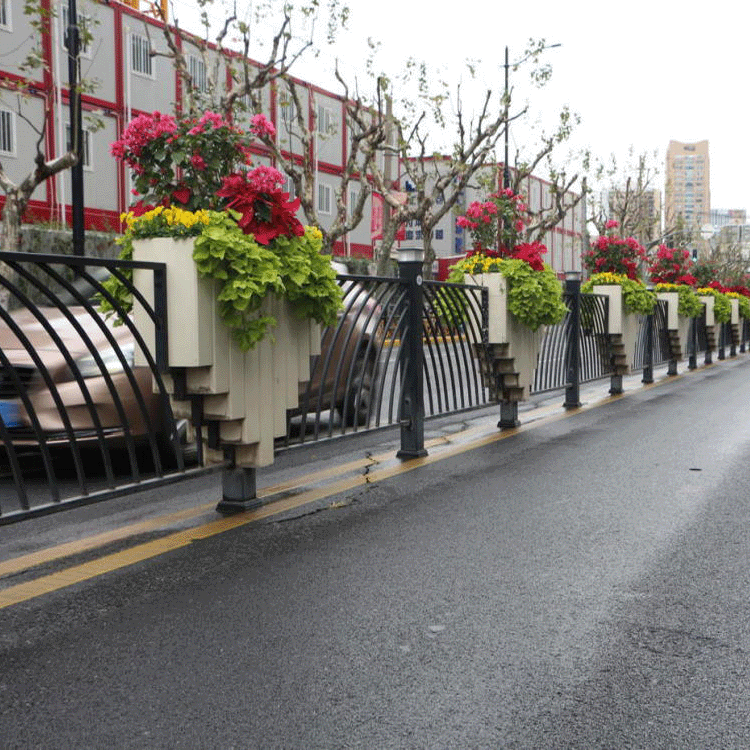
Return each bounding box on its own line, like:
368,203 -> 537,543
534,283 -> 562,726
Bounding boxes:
605,219 -> 619,229
247,165 -> 285,193
191,154 -> 206,171
250,114 -> 276,139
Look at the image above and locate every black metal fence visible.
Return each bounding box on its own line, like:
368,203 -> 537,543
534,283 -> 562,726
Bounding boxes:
632,299 -> 672,371
0,252 -> 196,524
3,248 -> 749,522
533,293 -> 612,394
283,273 -> 493,447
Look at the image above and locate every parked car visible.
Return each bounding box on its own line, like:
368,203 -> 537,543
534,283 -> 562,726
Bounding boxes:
0,262 -> 382,461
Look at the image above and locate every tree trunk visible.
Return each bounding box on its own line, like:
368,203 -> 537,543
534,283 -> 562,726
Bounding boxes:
0,190 -> 21,252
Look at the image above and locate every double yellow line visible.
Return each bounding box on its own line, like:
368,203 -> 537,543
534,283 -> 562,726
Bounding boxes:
0,365 -> 693,610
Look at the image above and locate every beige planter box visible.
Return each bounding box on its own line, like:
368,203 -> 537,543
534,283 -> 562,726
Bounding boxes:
593,284 -> 640,373
466,273 -> 544,399
132,237 -> 215,369
730,298 -> 740,325
132,236 -> 322,469
656,291 -> 691,360
699,294 -> 715,327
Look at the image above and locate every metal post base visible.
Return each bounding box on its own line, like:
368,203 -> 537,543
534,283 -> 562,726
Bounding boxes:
667,359 -> 678,376
396,444 -> 428,459
563,387 -> 581,409
498,400 -> 520,429
688,354 -> 697,370
216,466 -> 262,515
705,351 -> 712,365
641,367 -> 653,385
609,374 -> 623,395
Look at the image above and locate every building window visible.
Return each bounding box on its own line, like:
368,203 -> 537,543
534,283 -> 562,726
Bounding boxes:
348,188 -> 358,215
66,124 -> 92,168
283,175 -> 296,199
0,108 -> 14,154
317,105 -> 333,135
61,5 -> 91,57
187,54 -> 209,93
0,0 -> 11,30
130,33 -> 152,77
415,230 -> 422,240
435,229 -> 444,240
317,183 -> 332,214
405,230 -> 413,240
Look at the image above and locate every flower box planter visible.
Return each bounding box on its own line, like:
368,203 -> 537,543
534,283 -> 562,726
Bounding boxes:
132,237 -> 215,369
133,236 -> 320,469
466,273 -> 544,400
593,284 -> 640,374
656,291 -> 691,361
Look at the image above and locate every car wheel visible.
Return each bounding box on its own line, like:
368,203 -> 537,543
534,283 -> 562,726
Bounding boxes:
341,349 -> 377,427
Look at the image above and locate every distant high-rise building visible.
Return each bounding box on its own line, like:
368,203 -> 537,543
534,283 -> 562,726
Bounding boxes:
665,140 -> 710,232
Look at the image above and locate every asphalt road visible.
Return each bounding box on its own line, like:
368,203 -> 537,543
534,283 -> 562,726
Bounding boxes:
2,359 -> 750,749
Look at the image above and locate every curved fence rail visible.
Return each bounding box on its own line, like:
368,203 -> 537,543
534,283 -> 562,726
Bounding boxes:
533,293 -> 612,394
632,299 -> 671,371
282,275 -> 492,448
0,252 -> 192,524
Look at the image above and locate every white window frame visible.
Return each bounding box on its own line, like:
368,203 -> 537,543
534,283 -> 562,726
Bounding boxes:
317,105 -> 333,135
0,108 -> 15,155
187,53 -> 209,93
130,33 -> 153,78
61,5 -> 92,58
348,188 -> 359,216
317,183 -> 332,215
0,0 -> 12,31
283,175 -> 296,200
66,123 -> 92,170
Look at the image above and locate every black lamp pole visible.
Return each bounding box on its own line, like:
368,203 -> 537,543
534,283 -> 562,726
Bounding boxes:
503,45 -> 510,190
67,0 -> 85,255
502,43 -> 562,192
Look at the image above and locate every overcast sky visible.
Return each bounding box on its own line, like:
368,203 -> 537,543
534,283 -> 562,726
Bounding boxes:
172,0 -> 750,214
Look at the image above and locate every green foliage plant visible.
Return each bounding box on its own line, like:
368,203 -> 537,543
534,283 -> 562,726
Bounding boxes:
697,287 -> 731,324
448,254 -> 567,331
654,283 -> 703,318
582,272 -> 656,316
99,209 -> 341,350
193,212 -> 341,350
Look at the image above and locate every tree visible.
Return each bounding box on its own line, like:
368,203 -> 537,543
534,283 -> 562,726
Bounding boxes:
366,40 -> 581,276
503,105 -> 584,245
586,147 -> 680,250
145,0 -> 388,255
0,2 -> 96,252
245,68 -> 388,255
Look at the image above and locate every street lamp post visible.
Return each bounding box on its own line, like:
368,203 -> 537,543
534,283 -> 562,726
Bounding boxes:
502,43 -> 561,190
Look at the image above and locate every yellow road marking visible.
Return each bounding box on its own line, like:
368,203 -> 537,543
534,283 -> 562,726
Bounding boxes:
0,361 -> 719,609
0,433 -> 462,581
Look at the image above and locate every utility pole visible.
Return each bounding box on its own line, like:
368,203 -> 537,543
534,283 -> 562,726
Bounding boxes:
67,0 -> 85,255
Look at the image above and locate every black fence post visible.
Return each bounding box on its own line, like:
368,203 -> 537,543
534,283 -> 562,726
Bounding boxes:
741,319 -> 747,354
730,321 -> 737,357
217,445 -> 261,515
642,288 -> 655,384
396,248 -> 427,459
688,316 -> 697,370
563,271 -> 581,408
718,321 -> 726,360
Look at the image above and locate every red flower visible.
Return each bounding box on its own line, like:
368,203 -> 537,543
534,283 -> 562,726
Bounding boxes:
172,187 -> 191,205
217,170 -> 304,245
